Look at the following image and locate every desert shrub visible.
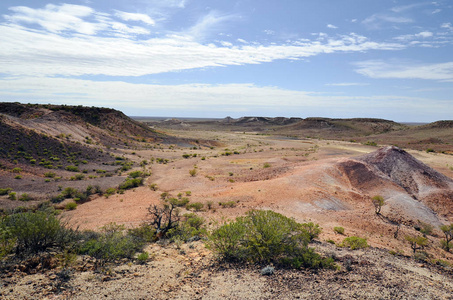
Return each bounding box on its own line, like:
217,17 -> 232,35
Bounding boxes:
136,251 -> 149,264
65,165 -> 79,172
182,154 -> 191,159
44,172 -> 56,178
440,224 -> 453,252
18,193 -> 32,201
60,187 -> 77,199
149,183 -> 158,191
118,177 -> 143,190
14,175 -> 22,179
186,202 -> 204,212
405,235 -> 428,254
426,148 -> 434,153
0,188 -> 12,196
372,195 -> 385,214
78,223 -> 144,267
301,222 -> 321,241
334,226 -> 345,235
8,192 -> 16,200
189,169 -> 197,177
12,167 -> 22,173
208,210 -> 333,269
168,197 -> 190,208
340,236 -> 369,250
168,213 -> 206,242
65,202 -> 77,210
263,163 -> 271,168
104,188 -> 117,198
0,209 -> 79,257
219,201 -> 237,208
128,170 -> 145,179
0,226 -> 16,260
207,201 -> 214,210
128,223 -> 156,244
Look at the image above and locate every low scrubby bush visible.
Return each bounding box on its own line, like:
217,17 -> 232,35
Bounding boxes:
186,202 -> 204,211
78,223 -> 145,267
334,226 -> 345,235
0,188 -> 12,195
208,210 -> 334,269
340,236 -> 369,250
0,209 -> 79,257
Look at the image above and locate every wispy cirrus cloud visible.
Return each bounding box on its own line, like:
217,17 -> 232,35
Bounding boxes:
325,82 -> 369,87
0,7 -> 404,78
354,60 -> 453,82
4,4 -> 154,37
362,14 -> 413,29
114,11 -> 155,25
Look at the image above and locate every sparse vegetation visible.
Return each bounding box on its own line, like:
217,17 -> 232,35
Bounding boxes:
405,235 -> 428,254
334,226 -> 345,235
440,224 -> 453,252
372,195 -> 385,214
340,236 -> 369,250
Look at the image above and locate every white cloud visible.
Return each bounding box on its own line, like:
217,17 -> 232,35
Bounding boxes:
394,31 -> 433,41
4,4 -> 153,37
5,4 -> 99,35
441,23 -> 453,31
186,11 -> 237,40
0,77 -> 447,121
114,11 -> 155,25
325,83 -> 369,87
327,24 -> 338,29
391,3 -> 429,13
354,60 -> 453,82
263,29 -> 275,35
432,9 -> 442,14
0,22 -> 404,77
363,14 -> 413,29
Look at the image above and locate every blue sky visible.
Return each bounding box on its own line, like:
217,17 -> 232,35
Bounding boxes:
0,0 -> 452,122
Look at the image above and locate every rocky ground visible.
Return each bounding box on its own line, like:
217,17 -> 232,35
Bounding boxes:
1,240 -> 453,299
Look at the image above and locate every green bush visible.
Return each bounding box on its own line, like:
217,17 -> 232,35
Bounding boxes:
334,226 -> 345,235
186,202 -> 204,211
65,202 -> 77,210
168,197 -> 190,208
118,178 -> 144,190
65,165 -> 79,172
168,213 -> 206,242
208,210 -> 334,269
128,170 -> 146,179
78,223 -> 144,267
44,172 -> 56,178
8,192 -> 16,200
301,222 -> 321,241
18,193 -> 32,201
0,188 -> 12,196
137,251 -> 149,264
340,236 -> 369,250
128,223 -> 156,244
0,209 -> 79,256
104,188 -> 117,198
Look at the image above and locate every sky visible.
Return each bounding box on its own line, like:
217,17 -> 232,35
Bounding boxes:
0,1 -> 452,122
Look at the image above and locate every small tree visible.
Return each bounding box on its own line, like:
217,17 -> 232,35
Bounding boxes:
405,235 -> 428,254
440,224 -> 453,252
147,201 -> 181,240
372,195 -> 385,214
